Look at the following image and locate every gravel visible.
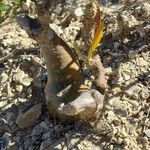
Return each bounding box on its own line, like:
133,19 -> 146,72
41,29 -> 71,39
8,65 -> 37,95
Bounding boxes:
0,0 -> 149,149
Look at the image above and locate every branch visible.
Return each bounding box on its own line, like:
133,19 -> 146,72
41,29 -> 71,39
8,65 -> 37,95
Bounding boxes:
16,14 -> 78,65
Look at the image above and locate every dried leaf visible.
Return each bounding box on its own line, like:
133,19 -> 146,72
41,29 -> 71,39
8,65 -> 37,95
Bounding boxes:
87,21 -> 104,59
87,1 -> 104,60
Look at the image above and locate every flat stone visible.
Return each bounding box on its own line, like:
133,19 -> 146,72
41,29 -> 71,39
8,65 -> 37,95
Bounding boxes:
16,103 -> 42,129
110,98 -> 128,117
95,120 -> 112,134
125,85 -> 141,100
113,101 -> 128,117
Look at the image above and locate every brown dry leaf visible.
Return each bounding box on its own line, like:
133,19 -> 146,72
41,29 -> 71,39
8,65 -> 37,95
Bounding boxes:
87,2 -> 104,60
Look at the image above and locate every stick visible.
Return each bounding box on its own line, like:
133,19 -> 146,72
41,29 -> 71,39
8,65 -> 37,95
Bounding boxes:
0,48 -> 39,64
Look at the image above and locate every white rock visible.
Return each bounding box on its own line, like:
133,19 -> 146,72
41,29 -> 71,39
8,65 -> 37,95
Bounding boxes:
74,7 -> 83,17
0,72 -> 8,83
0,101 -> 8,109
15,84 -> 23,93
123,73 -> 131,81
111,99 -> 128,117
144,129 -> 150,138
13,69 -> 32,87
125,85 -> 141,100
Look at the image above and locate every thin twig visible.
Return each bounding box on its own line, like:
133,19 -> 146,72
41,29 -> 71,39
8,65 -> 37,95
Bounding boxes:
0,48 -> 39,64
0,49 -> 19,64
106,43 -> 150,58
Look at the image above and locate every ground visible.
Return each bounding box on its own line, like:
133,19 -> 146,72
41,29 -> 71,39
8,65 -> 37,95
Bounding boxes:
0,0 -> 149,150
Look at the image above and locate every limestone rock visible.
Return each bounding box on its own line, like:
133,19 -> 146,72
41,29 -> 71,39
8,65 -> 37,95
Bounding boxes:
94,120 -> 112,135
112,100 -> 128,117
125,84 -> 141,100
58,89 -> 104,119
12,69 -> 32,87
144,129 -> 150,138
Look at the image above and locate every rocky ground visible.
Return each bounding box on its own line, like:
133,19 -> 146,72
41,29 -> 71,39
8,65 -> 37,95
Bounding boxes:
0,0 -> 149,150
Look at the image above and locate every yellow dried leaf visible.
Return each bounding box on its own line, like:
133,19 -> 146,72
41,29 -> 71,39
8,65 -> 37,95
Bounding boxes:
87,21 -> 104,59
